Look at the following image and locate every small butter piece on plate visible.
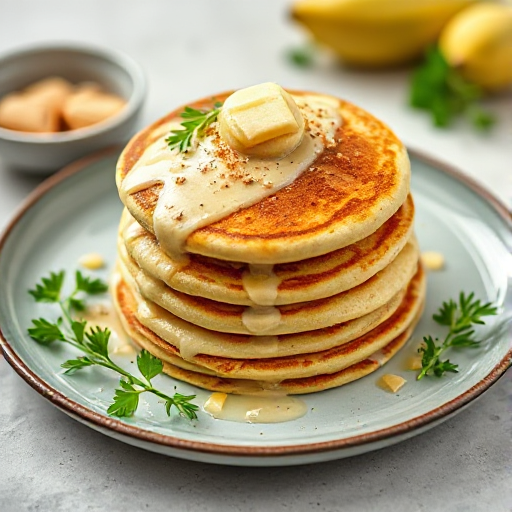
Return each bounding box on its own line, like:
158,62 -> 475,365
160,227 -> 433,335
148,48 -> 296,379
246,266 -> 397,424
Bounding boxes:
406,355 -> 423,371
78,252 -> 105,270
204,392 -> 228,414
380,374 -> 407,393
421,251 -> 445,270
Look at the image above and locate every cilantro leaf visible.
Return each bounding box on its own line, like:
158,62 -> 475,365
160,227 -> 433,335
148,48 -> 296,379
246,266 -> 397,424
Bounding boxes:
29,271 -> 65,303
27,269 -> 198,421
137,349 -> 163,383
418,293 -> 498,380
71,320 -> 86,344
75,271 -> 108,295
166,393 -> 199,420
28,318 -> 65,345
107,381 -> 140,417
84,327 -> 110,358
61,357 -> 94,375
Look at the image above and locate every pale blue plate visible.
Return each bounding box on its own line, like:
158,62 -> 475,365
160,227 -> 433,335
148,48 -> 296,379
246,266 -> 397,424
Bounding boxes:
1,148 -> 511,466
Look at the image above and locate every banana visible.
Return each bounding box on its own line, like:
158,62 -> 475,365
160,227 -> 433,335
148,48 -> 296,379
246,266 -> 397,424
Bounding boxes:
291,0 -> 478,67
439,3 -> 512,91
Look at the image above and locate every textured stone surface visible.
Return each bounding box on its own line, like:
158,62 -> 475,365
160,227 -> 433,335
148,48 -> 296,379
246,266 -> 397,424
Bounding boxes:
1,1 -> 511,511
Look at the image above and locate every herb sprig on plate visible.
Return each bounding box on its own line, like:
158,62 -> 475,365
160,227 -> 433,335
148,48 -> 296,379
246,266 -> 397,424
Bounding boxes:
418,292 -> 498,380
166,102 -> 222,153
27,270 -> 198,420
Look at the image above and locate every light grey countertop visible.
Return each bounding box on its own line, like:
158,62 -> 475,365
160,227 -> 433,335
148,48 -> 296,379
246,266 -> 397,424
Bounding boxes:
1,1 -> 511,511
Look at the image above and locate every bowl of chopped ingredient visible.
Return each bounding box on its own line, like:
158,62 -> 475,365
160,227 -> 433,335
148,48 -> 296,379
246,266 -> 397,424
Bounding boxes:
0,42 -> 146,173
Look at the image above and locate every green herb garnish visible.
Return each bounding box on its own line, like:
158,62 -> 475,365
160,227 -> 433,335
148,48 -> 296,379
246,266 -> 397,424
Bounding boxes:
418,292 -> 498,380
409,46 -> 495,130
27,270 -> 198,420
166,103 -> 222,153
286,43 -> 317,68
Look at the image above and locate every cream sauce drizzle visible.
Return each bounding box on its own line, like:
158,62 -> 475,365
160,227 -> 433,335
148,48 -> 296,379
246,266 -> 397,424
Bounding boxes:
137,296 -> 283,359
242,263 -> 281,306
369,349 -> 387,366
203,393 -> 308,424
242,306 -> 282,334
119,95 -> 341,263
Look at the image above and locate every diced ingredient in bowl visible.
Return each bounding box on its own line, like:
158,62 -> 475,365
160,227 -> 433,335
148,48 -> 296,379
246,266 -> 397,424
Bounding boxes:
0,76 -> 126,133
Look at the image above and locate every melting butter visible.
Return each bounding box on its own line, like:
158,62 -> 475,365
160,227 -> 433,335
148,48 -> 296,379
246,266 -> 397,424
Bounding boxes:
203,393 -> 308,423
119,95 -> 341,262
242,306 -> 282,334
242,264 -> 281,306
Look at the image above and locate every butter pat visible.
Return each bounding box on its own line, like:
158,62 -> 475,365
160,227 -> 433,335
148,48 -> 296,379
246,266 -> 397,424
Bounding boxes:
78,252 -> 105,270
204,392 -> 228,415
219,83 -> 305,159
380,374 -> 406,393
406,355 -> 423,371
421,251 -> 445,271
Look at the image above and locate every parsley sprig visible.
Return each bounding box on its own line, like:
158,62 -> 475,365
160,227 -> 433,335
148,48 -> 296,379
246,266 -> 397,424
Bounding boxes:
409,47 -> 495,130
27,270 -> 198,420
418,292 -> 498,380
166,103 -> 222,153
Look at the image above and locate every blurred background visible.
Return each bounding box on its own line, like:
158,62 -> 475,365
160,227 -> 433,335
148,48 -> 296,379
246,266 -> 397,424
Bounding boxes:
0,1 -> 511,511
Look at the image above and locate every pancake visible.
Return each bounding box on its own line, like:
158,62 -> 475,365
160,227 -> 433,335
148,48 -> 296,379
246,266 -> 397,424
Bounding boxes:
112,264 -> 425,386
118,237 -> 419,335
118,273 -> 406,360
157,318 -> 418,395
116,91 -> 410,264
120,194 -> 415,306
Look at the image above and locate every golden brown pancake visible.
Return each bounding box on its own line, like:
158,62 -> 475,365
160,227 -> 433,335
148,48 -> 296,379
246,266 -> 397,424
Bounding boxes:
112,264 -> 425,388
120,194 -> 415,306
118,273 -> 406,360
118,237 -> 419,335
116,91 -> 410,264
158,318 -> 418,395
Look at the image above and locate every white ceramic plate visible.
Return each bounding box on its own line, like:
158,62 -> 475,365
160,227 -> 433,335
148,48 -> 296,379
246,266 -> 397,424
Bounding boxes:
1,147 -> 511,466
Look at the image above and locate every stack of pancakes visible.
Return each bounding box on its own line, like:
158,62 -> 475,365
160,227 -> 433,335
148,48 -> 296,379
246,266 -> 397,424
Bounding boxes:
113,90 -> 425,395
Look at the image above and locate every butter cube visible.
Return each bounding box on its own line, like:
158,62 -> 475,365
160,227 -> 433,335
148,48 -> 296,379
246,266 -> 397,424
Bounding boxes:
380,374 -> 406,393
203,392 -> 228,414
219,83 -> 305,158
421,251 -> 445,271
406,355 -> 423,371
78,252 -> 105,270
225,83 -> 300,147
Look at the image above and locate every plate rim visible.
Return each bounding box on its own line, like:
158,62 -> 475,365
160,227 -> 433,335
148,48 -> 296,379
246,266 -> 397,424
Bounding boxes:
1,146 -> 511,459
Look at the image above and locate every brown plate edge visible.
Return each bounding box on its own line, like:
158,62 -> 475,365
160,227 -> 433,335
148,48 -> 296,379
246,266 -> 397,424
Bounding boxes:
0,145 -> 511,459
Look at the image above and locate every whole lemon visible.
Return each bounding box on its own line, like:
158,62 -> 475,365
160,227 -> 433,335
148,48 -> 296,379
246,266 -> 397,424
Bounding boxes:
439,3 -> 512,91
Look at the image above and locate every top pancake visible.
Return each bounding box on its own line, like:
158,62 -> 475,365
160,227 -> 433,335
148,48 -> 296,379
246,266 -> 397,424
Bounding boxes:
116,90 -> 410,264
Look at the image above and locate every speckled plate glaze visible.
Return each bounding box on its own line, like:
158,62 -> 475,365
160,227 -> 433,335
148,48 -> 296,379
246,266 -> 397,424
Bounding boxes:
1,147 -> 511,466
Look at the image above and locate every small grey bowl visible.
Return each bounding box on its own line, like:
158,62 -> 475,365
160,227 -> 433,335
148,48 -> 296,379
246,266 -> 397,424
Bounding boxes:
0,42 -> 146,173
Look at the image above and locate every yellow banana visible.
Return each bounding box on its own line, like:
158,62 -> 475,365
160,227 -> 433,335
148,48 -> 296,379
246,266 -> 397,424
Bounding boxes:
291,0 -> 478,67
439,3 -> 512,91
